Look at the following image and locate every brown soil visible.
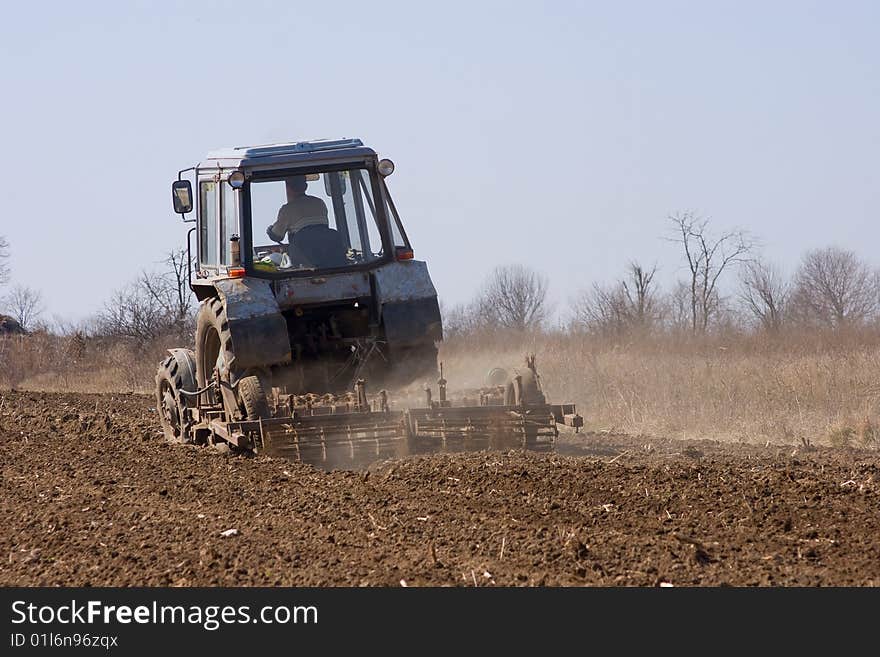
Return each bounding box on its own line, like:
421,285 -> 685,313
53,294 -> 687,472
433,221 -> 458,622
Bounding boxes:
1,390 -> 878,586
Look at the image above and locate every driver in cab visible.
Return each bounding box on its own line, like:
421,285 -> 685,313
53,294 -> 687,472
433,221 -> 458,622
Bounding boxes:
266,176 -> 329,243
265,175 -> 347,269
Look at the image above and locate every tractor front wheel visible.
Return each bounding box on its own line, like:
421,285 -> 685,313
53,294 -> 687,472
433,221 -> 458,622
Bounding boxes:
155,349 -> 197,443
237,374 -> 270,420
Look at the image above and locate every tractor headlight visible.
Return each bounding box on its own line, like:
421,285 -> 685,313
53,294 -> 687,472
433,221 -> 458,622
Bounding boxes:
378,159 -> 395,177
228,171 -> 246,188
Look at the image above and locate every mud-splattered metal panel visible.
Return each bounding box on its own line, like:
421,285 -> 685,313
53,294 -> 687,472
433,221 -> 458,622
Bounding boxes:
374,260 -> 438,304
274,271 -> 371,310
213,278 -> 282,320
212,277 -> 291,368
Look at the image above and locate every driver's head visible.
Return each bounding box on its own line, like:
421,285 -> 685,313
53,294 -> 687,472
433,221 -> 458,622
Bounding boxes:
285,176 -> 308,199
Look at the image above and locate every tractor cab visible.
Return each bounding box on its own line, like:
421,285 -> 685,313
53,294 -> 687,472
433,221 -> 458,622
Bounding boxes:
171,138 -> 412,282
168,137 -> 442,400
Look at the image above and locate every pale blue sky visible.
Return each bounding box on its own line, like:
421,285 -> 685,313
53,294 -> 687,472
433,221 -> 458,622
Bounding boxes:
1,1 -> 877,320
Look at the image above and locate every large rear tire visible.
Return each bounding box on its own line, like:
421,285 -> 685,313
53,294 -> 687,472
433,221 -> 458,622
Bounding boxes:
196,297 -> 272,424
194,297 -> 236,402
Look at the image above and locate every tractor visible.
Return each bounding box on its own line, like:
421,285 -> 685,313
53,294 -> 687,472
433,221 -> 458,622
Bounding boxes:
156,138 -> 581,466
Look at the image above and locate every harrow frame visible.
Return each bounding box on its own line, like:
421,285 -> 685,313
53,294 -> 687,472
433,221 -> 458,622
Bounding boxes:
177,360 -> 583,468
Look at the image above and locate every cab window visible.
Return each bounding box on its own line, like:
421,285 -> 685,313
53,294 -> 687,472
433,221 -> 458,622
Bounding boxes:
221,180 -> 237,264
248,167 -> 387,273
199,181 -> 218,266
383,181 -> 410,248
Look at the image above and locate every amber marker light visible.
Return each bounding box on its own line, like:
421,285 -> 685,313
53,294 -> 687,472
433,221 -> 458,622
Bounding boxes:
395,247 -> 414,261
228,267 -> 246,278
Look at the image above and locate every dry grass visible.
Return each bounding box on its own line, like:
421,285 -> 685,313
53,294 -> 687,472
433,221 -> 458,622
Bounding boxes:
0,332 -> 172,395
4,327 -> 880,447
439,328 -> 880,446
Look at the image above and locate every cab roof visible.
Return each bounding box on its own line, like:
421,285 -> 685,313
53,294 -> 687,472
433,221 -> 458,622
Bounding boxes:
199,138 -> 376,170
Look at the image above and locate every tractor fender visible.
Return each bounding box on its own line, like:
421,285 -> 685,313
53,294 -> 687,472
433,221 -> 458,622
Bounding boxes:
373,260 -> 443,347
212,277 -> 291,371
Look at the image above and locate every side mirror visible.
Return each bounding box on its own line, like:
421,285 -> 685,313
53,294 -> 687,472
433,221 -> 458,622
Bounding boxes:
172,180 -> 193,214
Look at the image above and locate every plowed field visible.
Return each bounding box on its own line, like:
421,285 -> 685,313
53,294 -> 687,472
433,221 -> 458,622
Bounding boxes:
2,391 -> 878,586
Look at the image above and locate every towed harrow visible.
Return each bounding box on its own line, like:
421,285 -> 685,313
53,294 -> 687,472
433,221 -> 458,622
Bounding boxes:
161,357 -> 583,470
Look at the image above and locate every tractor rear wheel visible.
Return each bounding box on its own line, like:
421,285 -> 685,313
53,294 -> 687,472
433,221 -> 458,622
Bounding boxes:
195,298 -> 272,424
194,297 -> 235,404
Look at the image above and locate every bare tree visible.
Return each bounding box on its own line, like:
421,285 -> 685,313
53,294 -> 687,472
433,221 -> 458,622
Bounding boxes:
98,283 -> 174,343
573,283 -> 627,335
739,258 -> 789,331
137,249 -> 194,330
441,300 -> 482,337
0,235 -> 9,286
2,284 -> 45,332
621,262 -> 661,329
477,264 -> 549,331
574,262 -> 661,335
789,247 -> 879,328
97,249 -> 195,343
668,213 -> 755,333
667,280 -> 695,332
